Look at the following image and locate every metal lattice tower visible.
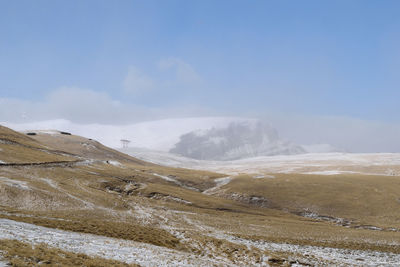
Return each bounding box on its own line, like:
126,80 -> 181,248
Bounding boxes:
120,139 -> 131,149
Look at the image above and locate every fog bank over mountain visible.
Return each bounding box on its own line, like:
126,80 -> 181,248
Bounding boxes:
2,117 -> 254,151
1,87 -> 400,153
170,121 -> 305,160
263,114 -> 400,153
2,115 -> 400,154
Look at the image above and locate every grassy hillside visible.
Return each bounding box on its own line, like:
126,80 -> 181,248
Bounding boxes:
0,126 -> 76,163
216,173 -> 400,229
1,124 -> 400,266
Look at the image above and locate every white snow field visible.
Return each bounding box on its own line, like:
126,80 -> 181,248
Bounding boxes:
0,256 -> 8,267
0,219 -> 232,267
206,152 -> 400,176
1,218 -> 400,266
213,233 -> 400,266
120,148 -> 400,176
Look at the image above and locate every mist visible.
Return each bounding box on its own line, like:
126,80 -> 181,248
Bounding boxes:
1,87 -> 400,153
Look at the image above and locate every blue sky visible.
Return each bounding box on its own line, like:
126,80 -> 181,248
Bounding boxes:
1,0 -> 400,125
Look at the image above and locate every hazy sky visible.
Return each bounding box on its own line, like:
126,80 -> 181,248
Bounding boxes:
1,1 -> 400,151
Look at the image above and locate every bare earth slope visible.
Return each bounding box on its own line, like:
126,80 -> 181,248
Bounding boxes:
1,125 -> 400,266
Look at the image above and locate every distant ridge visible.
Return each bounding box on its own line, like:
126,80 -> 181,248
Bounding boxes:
3,117 -> 340,160
170,121 -> 305,160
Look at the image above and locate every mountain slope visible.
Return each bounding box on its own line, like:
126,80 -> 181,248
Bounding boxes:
0,125 -> 76,164
3,117 -> 250,151
25,130 -> 149,165
4,117 -> 310,160
1,124 -> 400,266
170,121 -> 305,160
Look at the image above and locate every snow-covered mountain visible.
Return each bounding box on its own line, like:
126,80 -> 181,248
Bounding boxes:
170,121 -> 305,160
1,117 -> 255,151
2,117 -> 338,160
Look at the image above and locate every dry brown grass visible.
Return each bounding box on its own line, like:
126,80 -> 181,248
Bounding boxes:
0,239 -> 138,266
0,207 -> 182,250
29,131 -> 225,189
2,124 -> 400,263
30,132 -> 148,165
2,160 -> 400,255
0,144 -> 73,164
0,126 -> 75,163
0,126 -> 43,148
220,173 -> 400,228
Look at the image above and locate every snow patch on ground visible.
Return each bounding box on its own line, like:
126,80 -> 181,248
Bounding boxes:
203,177 -> 231,195
81,142 -> 96,150
1,211 -> 398,266
221,234 -> 400,266
0,219 -> 234,266
74,159 -> 95,166
253,174 -> 275,179
303,170 -> 356,175
107,160 -> 123,167
0,254 -> 8,267
182,216 -> 400,266
35,177 -> 95,209
152,173 -> 199,191
0,177 -> 30,190
152,173 -> 177,183
123,149 -> 400,176
39,177 -> 58,189
156,195 -> 192,205
162,213 -> 400,266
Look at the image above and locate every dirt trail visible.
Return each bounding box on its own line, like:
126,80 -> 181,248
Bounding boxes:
0,160 -> 85,168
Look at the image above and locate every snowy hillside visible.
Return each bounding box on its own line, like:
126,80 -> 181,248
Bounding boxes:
121,148 -> 400,177
170,121 -> 305,160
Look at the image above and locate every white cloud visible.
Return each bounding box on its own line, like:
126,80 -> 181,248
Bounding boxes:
0,87 -> 213,124
45,87 -> 125,122
158,57 -> 201,84
123,66 -> 154,94
1,88 -> 400,153
121,58 -> 202,95
262,113 -> 400,153
2,61 -> 399,153
0,87 -> 142,124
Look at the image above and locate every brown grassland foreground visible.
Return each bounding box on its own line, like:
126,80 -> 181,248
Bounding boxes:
1,125 -> 400,265
0,239 -> 137,267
